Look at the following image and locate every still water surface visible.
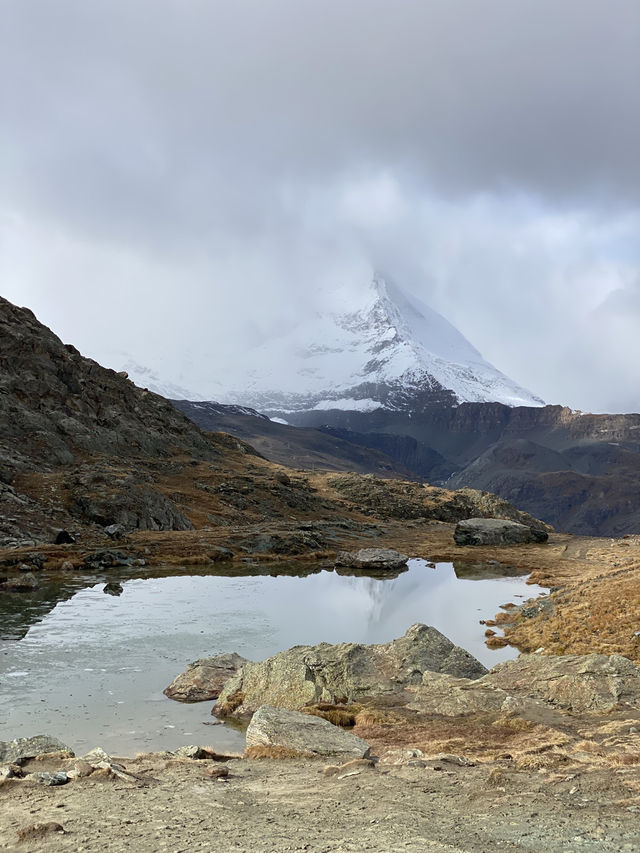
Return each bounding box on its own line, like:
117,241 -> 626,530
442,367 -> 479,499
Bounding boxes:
0,560 -> 544,755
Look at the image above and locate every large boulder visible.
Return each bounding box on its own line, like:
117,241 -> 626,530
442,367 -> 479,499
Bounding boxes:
215,624 -> 487,717
454,518 -> 548,546
481,653 -> 640,713
164,652 -> 249,702
334,548 -> 408,571
246,705 -> 371,759
0,735 -> 73,764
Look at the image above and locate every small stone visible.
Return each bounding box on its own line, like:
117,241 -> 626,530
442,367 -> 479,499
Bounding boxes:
436,753 -> 476,766
207,765 -> 229,780
104,523 -> 125,540
54,530 -> 75,545
82,747 -> 110,765
36,772 -> 69,786
174,745 -> 206,760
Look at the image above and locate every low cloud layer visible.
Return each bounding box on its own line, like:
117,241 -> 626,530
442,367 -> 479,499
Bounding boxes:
2,1 -> 639,411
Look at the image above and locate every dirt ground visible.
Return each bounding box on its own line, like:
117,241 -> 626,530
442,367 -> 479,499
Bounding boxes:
2,749 -> 640,853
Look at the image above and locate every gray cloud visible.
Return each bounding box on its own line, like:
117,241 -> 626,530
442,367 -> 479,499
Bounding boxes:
1,1 -> 640,412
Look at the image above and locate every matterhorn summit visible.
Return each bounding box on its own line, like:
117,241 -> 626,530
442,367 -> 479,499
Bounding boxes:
210,275 -> 543,415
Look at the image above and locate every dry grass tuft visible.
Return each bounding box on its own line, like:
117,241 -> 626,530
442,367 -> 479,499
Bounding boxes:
244,745 -> 313,760
515,750 -> 570,770
487,767 -> 506,786
220,690 -> 245,714
574,740 -> 605,755
16,823 -> 66,842
302,704 -> 361,727
323,758 -> 376,777
611,752 -> 640,766
492,715 -> 535,732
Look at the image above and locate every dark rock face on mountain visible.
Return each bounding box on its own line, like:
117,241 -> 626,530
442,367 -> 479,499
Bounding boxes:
278,404 -> 640,537
171,400 -> 414,479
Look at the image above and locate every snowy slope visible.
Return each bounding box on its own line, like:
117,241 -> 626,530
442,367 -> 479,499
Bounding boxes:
104,275 -> 543,413
214,276 -> 544,412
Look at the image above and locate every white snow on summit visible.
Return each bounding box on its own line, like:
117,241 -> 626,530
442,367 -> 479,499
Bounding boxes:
213,275 -> 544,412
101,275 -> 543,412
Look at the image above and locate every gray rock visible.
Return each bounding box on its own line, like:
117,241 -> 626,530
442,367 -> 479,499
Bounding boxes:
335,548 -> 408,571
54,529 -> 75,544
0,735 -> 73,764
216,624 -> 487,717
407,671 -> 508,716
104,523 -> 126,539
246,705 -> 371,759
82,747 -> 110,765
36,771 -> 69,786
454,517 -> 548,546
481,653 -> 640,713
173,745 -> 208,760
165,653 -> 249,702
0,764 -> 20,782
0,572 -> 39,592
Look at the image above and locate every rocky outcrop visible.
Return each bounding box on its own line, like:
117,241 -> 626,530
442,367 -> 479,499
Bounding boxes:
245,705 -> 371,759
326,474 -> 550,532
407,653 -> 640,717
164,653 -> 249,702
215,624 -> 488,717
482,653 -> 640,713
66,469 -> 194,532
0,735 -> 73,764
334,548 -> 408,571
453,518 -> 549,546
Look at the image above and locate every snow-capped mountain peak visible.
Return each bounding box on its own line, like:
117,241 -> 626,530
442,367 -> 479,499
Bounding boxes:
212,275 -> 544,413
111,275 -> 543,413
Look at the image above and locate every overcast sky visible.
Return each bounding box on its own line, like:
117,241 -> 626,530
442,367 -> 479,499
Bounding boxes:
2,1 -> 639,412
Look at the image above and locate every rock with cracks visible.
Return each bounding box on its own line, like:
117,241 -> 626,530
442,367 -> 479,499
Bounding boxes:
215,623 -> 487,717
334,548 -> 408,571
246,705 -> 371,759
454,517 -> 548,546
164,653 -> 249,702
0,736 -> 73,764
481,653 -> 640,713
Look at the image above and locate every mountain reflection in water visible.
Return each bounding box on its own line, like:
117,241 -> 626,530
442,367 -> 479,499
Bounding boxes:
0,559 -> 544,756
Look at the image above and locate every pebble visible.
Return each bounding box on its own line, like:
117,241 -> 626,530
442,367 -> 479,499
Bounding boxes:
36,772 -> 69,786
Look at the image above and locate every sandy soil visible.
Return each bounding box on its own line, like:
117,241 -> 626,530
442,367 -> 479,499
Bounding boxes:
2,751 -> 640,853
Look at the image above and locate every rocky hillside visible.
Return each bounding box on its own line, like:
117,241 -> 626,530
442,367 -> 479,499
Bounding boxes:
0,296 -> 548,552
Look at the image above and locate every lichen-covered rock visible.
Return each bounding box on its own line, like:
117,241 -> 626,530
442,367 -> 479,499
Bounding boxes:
407,671 -> 508,716
0,736 -> 73,764
246,705 -> 371,759
481,653 -> 640,713
215,624 -> 487,717
454,518 -> 548,546
164,653 -> 249,702
334,548 -> 408,571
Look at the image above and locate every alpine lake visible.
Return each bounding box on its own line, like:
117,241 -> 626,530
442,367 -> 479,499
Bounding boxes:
0,559 -> 545,756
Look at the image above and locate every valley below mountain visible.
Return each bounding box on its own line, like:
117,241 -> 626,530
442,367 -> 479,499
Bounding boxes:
1,294 -> 640,851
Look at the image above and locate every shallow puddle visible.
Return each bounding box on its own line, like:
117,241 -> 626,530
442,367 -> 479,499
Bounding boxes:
0,559 -> 545,755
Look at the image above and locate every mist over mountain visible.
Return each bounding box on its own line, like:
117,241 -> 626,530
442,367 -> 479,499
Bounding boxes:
122,276 -> 543,414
